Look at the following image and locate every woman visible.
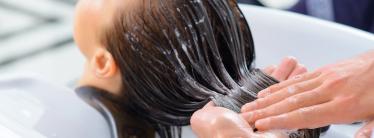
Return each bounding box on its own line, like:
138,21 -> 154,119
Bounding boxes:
73,0 -> 318,137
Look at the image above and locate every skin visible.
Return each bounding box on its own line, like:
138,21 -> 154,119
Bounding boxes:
356,120 -> 374,138
191,102 -> 290,138
263,56 -> 307,81
74,0 -> 125,94
191,102 -> 255,138
191,57 -> 307,138
241,50 -> 374,137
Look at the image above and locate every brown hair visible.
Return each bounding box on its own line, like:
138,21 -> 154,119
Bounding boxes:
95,0 -> 321,137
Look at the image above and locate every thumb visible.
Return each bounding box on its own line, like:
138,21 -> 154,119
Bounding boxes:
355,120 -> 374,138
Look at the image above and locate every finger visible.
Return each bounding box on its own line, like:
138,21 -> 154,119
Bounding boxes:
355,120 -> 374,138
263,65 -> 277,75
242,86 -> 331,123
271,57 -> 298,81
289,64 -> 307,79
242,77 -> 322,113
257,71 -> 322,98
254,101 -> 339,131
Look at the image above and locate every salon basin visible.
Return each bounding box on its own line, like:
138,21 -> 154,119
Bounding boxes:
0,4 -> 373,138
0,74 -> 112,138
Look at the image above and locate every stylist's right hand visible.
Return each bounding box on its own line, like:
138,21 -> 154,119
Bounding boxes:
241,50 -> 374,137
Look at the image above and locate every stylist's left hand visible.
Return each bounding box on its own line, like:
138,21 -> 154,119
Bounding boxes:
191,102 -> 253,138
191,102 -> 290,138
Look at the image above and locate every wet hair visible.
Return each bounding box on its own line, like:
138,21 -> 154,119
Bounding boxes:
96,0 -> 321,137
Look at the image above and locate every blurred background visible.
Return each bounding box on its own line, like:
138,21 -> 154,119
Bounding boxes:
0,0 -> 83,86
0,0 -> 372,87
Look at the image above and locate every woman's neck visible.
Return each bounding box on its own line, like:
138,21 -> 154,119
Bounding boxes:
76,86 -> 155,138
102,99 -> 155,138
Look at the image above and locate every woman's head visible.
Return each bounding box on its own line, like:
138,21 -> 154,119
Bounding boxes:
75,0 -> 254,118
106,0 -> 255,122
74,0 -> 319,137
74,0 -> 124,94
74,0 -> 254,94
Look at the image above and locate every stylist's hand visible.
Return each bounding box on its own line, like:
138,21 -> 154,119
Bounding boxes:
191,102 -> 252,138
191,102 -> 290,138
264,57 -> 307,81
241,51 -> 374,134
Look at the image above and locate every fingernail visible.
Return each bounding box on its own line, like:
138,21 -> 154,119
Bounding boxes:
242,102 -> 257,112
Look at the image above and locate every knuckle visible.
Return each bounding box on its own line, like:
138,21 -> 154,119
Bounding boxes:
297,107 -> 313,122
329,69 -> 349,81
290,84 -> 301,93
325,76 -> 347,89
268,84 -> 281,92
292,71 -> 316,82
257,97 -> 269,107
292,74 -> 303,80
310,90 -> 323,99
286,96 -> 302,107
300,73 -> 311,79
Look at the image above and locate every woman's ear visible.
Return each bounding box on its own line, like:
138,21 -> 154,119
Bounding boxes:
90,48 -> 118,79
